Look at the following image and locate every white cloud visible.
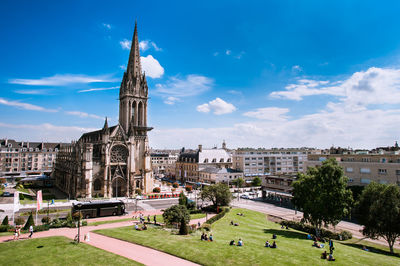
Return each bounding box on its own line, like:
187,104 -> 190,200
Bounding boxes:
197,98 -> 236,115
196,103 -> 210,113
119,65 -> 126,70
65,111 -> 103,120
78,86 -> 119,93
9,74 -> 117,86
139,40 -> 162,52
243,107 -> 290,121
213,52 -> 219,56
291,65 -> 302,72
141,55 -> 164,78
270,67 -> 400,107
14,89 -> 51,95
155,74 -> 213,104
225,50 -> 232,55
164,96 -> 180,105
234,51 -> 245,59
0,122 -> 97,142
0,98 -> 58,112
120,39 -> 131,50
102,23 -> 111,30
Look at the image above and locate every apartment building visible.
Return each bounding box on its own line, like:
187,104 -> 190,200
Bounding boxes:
151,153 -> 178,177
175,143 -> 233,184
306,149 -> 400,186
198,167 -> 243,185
0,139 -> 62,176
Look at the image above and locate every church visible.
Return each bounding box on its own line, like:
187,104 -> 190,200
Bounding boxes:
54,22 -> 154,198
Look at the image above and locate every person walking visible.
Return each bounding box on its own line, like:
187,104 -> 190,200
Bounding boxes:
153,215 -> 157,225
29,225 -> 34,238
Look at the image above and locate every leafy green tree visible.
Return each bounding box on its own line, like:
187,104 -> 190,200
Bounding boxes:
178,217 -> 189,235
178,191 -> 188,206
356,182 -> 400,253
23,212 -> 35,230
200,183 -> 232,208
163,205 -> 190,231
1,215 -> 8,226
252,177 -> 262,187
292,158 -> 353,235
233,178 -> 245,188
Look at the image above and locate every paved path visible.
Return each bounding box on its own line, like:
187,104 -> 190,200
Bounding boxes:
0,210 -> 211,266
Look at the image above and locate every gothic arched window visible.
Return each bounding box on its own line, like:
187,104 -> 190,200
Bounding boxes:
110,145 -> 129,163
138,102 -> 143,126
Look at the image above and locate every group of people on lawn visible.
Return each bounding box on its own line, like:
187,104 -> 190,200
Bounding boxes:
309,234 -> 336,261
200,232 -> 213,241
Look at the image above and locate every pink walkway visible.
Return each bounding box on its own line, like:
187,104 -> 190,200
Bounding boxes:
0,210 -> 212,266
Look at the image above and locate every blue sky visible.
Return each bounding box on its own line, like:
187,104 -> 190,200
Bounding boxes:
2,0 -> 400,149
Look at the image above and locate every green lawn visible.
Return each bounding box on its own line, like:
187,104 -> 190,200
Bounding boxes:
0,236 -> 142,265
89,213 -> 206,226
95,208 -> 400,266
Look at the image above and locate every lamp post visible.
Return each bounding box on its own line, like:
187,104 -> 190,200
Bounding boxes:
76,203 -> 82,243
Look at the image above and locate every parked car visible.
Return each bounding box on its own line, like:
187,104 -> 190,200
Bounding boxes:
240,194 -> 250,199
2,192 -> 11,197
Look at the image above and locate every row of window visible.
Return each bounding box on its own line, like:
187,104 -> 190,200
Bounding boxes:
1,147 -> 58,152
346,167 -> 400,175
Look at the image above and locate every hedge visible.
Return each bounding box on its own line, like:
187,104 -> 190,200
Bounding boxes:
205,207 -> 230,225
33,224 -> 50,232
189,209 -> 203,214
0,225 -> 11,232
280,220 -> 352,240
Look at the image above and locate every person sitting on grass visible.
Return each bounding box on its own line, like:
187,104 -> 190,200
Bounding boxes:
313,241 -> 321,248
142,224 -> 147,230
238,239 -> 243,246
285,225 -> 289,230
230,220 -> 234,225
134,224 -> 139,230
204,234 -> 208,241
201,232 -> 205,241
321,251 -> 327,259
362,245 -> 369,252
209,234 -> 213,241
230,240 -> 236,246
270,241 -> 277,248
281,225 -> 284,229
328,253 -> 335,261
307,234 -> 312,240
265,240 -> 270,247
272,234 -> 277,239
234,223 -> 239,226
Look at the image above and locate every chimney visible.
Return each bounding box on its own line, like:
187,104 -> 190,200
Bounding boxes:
198,144 -> 203,152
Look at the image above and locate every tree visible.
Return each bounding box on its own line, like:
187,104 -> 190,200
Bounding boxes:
356,182 -> 400,253
185,185 -> 192,192
162,205 -> 190,233
252,177 -> 262,187
200,183 -> 232,209
173,182 -> 179,188
178,191 -> 188,206
135,188 -> 142,195
24,212 -> 35,230
153,187 -> 161,193
1,215 -> 8,226
233,178 -> 245,188
292,158 -> 353,235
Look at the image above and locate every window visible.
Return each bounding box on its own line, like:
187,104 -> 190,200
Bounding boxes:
378,169 -> 387,174
360,168 -> 371,174
245,157 -> 250,160
346,167 -> 353,173
396,170 -> 400,175
361,178 -> 371,184
319,157 -> 326,162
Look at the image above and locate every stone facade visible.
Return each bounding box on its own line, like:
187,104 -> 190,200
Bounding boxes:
53,22 -> 154,199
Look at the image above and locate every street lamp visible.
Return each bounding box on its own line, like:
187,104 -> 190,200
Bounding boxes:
76,203 -> 82,243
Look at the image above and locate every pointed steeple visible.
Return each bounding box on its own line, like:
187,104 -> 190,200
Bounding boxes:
102,117 -> 109,134
126,20 -> 142,79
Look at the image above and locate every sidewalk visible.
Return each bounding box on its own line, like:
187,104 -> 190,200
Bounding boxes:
0,211 -> 210,266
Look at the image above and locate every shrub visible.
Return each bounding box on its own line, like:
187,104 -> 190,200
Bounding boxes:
14,217 -> 25,226
173,182 -> 179,188
81,220 -> 88,226
201,223 -> 211,231
189,209 -> 203,214
41,216 -> 51,224
19,193 -> 25,200
33,224 -> 50,232
185,185 -> 192,192
2,215 -> 9,225
135,188 -> 142,195
24,213 -> 35,230
280,220 -> 352,240
179,217 -> 189,235
153,187 -> 161,193
0,225 -> 11,232
205,207 -> 230,225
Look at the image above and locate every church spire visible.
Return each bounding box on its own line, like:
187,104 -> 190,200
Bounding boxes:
102,117 -> 109,134
126,20 -> 141,79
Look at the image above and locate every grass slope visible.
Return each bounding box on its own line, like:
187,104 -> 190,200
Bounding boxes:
0,236 -> 142,265
95,208 -> 400,266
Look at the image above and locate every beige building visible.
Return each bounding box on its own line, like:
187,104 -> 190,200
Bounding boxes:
176,143 -> 233,184
198,167 -> 243,185
151,153 -> 178,177
306,151 -> 400,186
0,139 -> 62,176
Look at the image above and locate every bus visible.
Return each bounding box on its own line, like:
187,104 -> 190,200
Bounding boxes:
72,200 -> 126,219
